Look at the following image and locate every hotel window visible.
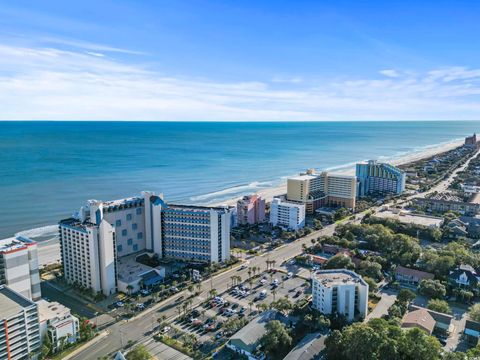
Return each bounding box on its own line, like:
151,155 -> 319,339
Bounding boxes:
126,214 -> 132,221
137,232 -> 143,239
132,223 -> 138,230
133,244 -> 138,251
117,245 -> 123,252
136,208 -> 142,215
116,220 -> 122,227
122,229 -> 127,236
127,238 -> 133,245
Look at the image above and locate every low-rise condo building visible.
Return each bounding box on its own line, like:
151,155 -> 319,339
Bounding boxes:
269,198 -> 306,230
287,169 -> 356,213
0,236 -> 41,301
37,300 -> 79,353
356,160 -> 406,197
312,269 -> 368,321
60,192 -> 231,295
237,195 -> 266,225
0,285 -> 41,360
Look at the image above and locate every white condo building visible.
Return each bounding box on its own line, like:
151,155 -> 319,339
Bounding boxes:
269,198 -> 306,230
0,236 -> 41,301
312,269 -> 368,321
37,300 -> 79,353
59,192 -> 231,295
0,285 -> 41,360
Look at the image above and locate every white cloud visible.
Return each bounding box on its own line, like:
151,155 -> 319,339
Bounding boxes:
0,43 -> 480,121
379,69 -> 400,78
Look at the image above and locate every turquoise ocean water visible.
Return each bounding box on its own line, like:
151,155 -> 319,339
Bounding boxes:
1,121 -> 479,238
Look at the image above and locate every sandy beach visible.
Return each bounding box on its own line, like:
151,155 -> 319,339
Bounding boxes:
210,139 -> 464,207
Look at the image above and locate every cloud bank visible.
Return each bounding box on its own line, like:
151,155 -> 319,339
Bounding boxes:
1,42 -> 480,121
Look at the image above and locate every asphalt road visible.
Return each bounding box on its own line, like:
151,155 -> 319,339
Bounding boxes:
66,147 -> 480,360
70,224 -> 336,360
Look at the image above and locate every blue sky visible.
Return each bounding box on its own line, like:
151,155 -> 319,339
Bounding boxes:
1,0 -> 480,120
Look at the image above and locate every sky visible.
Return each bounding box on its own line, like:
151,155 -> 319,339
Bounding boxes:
1,0 -> 480,121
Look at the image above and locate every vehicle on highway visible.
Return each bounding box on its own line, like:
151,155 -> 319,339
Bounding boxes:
240,261 -> 249,269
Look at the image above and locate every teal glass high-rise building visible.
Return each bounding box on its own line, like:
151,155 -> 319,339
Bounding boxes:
356,160 -> 406,197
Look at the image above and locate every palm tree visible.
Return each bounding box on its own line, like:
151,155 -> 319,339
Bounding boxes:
209,288 -> 217,299
248,300 -> 254,313
248,268 -> 252,280
196,283 -> 202,295
176,305 -> 182,317
248,278 -> 254,291
272,289 -> 277,302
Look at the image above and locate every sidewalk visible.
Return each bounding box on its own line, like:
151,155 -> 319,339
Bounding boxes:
63,330 -> 109,360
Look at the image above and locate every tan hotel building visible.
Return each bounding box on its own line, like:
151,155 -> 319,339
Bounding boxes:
287,169 -> 356,213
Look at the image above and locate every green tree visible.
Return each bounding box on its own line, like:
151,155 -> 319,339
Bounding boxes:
324,254 -> 354,270
397,289 -> 416,304
427,299 -> 452,314
126,344 -> 152,360
469,303 -> 480,322
358,260 -> 383,282
418,279 -> 446,299
259,320 -> 292,359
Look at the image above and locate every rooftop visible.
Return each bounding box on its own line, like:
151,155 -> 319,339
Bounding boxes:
117,253 -> 164,284
402,308 -> 436,334
374,211 -> 443,228
37,299 -> 71,323
0,286 -> 35,319
289,174 -> 318,181
0,235 -> 36,254
283,332 -> 326,360
314,269 -> 367,287
395,265 -> 434,280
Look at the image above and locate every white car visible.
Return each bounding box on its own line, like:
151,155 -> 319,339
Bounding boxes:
116,301 -> 125,307
287,272 -> 293,278
260,279 -> 267,285
161,326 -> 171,334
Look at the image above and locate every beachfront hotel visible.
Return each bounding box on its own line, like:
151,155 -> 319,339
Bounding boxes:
286,169 -> 357,213
356,160 -> 406,198
269,198 -> 306,230
0,285 -> 41,360
59,192 -> 232,295
236,194 -> 266,225
0,236 -> 41,301
312,269 -> 369,321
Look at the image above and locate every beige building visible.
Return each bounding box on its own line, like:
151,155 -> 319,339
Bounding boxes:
287,169 -> 356,213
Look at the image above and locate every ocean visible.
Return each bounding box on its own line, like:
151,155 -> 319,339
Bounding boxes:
1,120 -> 479,239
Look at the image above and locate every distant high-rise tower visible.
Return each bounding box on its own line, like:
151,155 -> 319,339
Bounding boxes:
356,160 -> 406,197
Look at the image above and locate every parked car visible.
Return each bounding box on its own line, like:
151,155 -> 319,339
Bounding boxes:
161,326 -> 171,334
140,289 -> 150,296
287,272 -> 293,278
116,301 -> 125,307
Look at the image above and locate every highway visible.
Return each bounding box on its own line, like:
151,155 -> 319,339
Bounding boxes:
67,148 -> 480,360
70,225 -> 335,360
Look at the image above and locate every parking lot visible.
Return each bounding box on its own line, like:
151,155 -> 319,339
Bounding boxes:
169,271 -> 309,355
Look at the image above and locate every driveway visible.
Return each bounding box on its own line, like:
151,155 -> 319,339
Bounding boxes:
365,289 -> 397,321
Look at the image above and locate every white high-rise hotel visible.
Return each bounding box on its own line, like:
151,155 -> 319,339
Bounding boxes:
59,192 -> 231,296
312,269 -> 368,321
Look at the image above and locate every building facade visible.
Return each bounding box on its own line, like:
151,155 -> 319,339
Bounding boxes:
236,195 -> 266,225
0,286 -> 41,360
311,269 -> 368,321
0,236 -> 41,301
155,204 -> 231,263
60,192 -> 231,295
287,170 -> 356,213
269,198 -> 306,230
465,133 -> 477,148
37,300 -> 79,353
356,160 -> 406,198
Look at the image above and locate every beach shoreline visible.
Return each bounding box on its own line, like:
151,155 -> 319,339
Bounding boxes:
210,138 -> 464,207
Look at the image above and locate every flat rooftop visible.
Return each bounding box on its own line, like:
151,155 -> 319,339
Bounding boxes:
37,299 -> 70,322
289,174 -> 318,181
314,269 -> 366,287
0,236 -> 36,253
375,210 -> 443,228
0,286 -> 35,319
117,253 -> 164,284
